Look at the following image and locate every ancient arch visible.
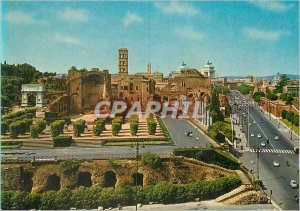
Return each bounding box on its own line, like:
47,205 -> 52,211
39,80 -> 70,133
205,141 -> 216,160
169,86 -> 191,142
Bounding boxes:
132,172 -> 143,187
45,174 -> 61,191
77,172 -> 92,187
21,84 -> 44,108
103,171 -> 117,188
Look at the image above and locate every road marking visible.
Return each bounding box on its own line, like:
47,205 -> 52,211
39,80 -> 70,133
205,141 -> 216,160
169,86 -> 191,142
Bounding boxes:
249,149 -> 295,154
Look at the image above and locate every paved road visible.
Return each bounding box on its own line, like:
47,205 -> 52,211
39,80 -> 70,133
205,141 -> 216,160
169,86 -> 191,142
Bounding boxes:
229,90 -> 299,210
162,116 -> 212,148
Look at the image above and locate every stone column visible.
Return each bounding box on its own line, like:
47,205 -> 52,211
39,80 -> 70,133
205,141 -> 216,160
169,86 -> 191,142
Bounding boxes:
21,92 -> 28,107
36,92 -> 43,108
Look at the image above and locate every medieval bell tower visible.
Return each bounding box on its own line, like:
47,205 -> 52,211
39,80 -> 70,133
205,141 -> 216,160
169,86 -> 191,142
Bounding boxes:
118,48 -> 128,74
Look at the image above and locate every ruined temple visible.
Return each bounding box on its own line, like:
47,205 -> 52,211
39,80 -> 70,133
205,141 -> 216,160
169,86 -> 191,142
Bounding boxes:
68,68 -> 111,114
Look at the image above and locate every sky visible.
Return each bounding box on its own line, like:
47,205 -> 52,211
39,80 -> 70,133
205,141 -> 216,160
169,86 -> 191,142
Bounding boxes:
1,0 -> 299,77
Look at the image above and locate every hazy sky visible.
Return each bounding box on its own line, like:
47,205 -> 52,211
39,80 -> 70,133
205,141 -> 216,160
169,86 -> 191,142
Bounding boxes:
2,1 -> 299,76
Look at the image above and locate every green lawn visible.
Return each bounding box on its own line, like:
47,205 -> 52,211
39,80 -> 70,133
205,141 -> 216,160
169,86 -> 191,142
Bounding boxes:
280,119 -> 299,135
103,141 -> 172,146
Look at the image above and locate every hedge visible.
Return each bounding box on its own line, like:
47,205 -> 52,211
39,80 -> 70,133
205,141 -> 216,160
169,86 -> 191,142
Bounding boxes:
112,123 -> 121,136
1,122 -> 8,135
9,122 -> 21,138
30,125 -> 39,138
35,120 -> 47,134
73,119 -> 86,137
50,120 -> 65,137
53,136 -> 72,147
174,148 -> 240,170
1,175 -> 241,210
141,152 -> 161,169
147,120 -> 157,135
93,119 -> 106,136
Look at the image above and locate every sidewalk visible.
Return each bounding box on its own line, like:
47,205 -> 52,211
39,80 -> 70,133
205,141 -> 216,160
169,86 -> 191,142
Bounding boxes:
258,106 -> 299,147
231,113 -> 249,151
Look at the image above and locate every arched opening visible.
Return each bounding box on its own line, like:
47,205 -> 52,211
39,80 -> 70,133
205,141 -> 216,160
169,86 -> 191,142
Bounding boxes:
45,174 -> 61,191
77,172 -> 92,187
27,93 -> 36,107
133,173 -> 143,187
22,171 -> 33,192
103,171 -> 117,188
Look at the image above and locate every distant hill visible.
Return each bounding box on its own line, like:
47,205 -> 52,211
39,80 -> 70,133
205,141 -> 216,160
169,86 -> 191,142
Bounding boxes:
224,74 -> 299,80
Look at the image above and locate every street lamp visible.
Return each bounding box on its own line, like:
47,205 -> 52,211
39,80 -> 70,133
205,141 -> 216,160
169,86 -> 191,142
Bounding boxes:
135,139 -> 139,210
257,146 -> 260,180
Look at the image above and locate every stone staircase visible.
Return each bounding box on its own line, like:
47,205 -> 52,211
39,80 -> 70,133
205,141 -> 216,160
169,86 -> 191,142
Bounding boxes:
21,139 -> 53,150
215,170 -> 253,203
216,185 -> 251,202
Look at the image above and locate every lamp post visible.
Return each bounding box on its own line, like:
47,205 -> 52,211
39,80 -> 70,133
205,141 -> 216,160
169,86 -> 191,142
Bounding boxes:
257,146 -> 260,180
135,139 -> 139,211
247,104 -> 250,147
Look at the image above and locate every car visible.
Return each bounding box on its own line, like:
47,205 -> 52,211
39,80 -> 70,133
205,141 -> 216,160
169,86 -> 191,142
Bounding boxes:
273,161 -> 280,167
249,123 -> 252,126
253,121 -> 256,124
290,180 -> 298,188
260,120 -> 263,123
260,142 -> 266,147
257,134 -> 262,138
275,136 -> 279,140
251,133 -> 255,137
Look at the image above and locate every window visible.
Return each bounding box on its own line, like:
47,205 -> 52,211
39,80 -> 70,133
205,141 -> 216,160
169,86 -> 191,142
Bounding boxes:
136,86 -> 139,90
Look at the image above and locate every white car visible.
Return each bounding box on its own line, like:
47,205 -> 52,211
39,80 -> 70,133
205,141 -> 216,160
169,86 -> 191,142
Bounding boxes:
257,134 -> 262,138
251,133 -> 255,137
290,180 -> 298,188
275,136 -> 279,140
260,142 -> 266,147
273,161 -> 280,167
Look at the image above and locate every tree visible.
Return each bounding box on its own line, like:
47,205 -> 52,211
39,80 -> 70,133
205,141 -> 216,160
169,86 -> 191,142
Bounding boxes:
286,111 -> 294,122
275,74 -> 289,93
238,84 -> 253,95
285,95 -> 294,105
292,115 -> 299,126
280,93 -> 288,101
141,152 -> 162,169
281,110 -> 288,119
267,91 -> 278,101
213,86 -> 230,95
252,91 -> 265,102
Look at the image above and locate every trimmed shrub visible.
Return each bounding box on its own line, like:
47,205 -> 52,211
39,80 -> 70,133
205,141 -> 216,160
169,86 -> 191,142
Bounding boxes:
174,148 -> 240,170
286,111 -> 295,122
9,122 -> 21,138
18,120 -> 27,135
35,119 -> 47,134
73,119 -> 86,137
147,120 -> 157,135
50,120 -> 65,137
93,119 -> 106,136
112,123 -> 121,136
130,122 -> 139,136
141,152 -> 161,169
1,122 -> 8,135
30,125 -> 39,138
53,136 -> 72,147
23,118 -> 33,133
